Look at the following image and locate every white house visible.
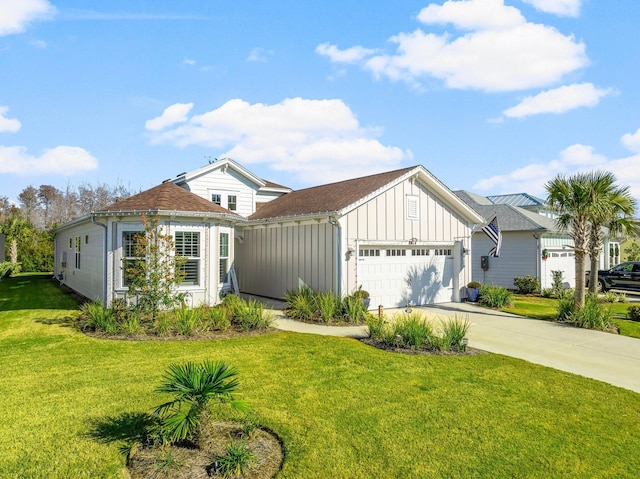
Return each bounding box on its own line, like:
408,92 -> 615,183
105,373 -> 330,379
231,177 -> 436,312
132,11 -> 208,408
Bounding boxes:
455,191 -> 621,290
53,181 -> 246,306
55,159 -> 483,308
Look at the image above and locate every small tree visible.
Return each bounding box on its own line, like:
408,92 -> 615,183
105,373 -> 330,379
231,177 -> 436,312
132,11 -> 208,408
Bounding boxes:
123,214 -> 187,318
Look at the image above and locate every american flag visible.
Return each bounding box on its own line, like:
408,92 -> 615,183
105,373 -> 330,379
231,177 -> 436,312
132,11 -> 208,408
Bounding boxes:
482,215 -> 502,257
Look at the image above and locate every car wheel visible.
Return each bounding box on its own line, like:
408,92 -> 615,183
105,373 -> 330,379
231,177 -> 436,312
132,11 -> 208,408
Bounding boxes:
598,279 -> 607,292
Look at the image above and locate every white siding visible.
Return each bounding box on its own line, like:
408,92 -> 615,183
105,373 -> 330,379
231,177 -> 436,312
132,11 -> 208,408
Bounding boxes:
343,177 -> 472,298
54,220 -> 105,301
236,222 -> 336,299
471,232 -> 537,288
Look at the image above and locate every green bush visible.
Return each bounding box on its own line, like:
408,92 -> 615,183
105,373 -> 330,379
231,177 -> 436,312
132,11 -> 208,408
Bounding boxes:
342,295 -> 367,323
571,294 -> 613,331
284,288 -> 316,321
467,281 -> 481,289
174,306 -> 204,336
437,316 -> 471,352
80,300 -> 117,333
513,275 -> 540,295
627,305 -> 640,322
478,285 -> 513,308
232,299 -> 272,331
214,439 -> 256,478
556,290 -> 575,321
392,313 -> 433,349
205,306 -> 231,331
550,270 -> 564,297
0,262 -> 21,279
315,291 -> 341,323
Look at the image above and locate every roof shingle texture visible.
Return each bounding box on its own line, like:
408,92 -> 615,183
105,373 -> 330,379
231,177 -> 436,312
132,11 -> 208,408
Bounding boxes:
98,181 -> 237,216
250,166 -> 416,220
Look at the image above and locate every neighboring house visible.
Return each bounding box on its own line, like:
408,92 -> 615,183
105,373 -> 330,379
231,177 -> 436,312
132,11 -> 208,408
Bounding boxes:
235,165 -> 483,307
455,191 -> 621,290
55,158 -> 483,308
53,181 -> 245,307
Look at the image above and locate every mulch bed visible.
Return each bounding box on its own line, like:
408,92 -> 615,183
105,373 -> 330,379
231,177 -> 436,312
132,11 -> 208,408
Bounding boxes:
360,337 -> 486,356
127,421 -> 284,479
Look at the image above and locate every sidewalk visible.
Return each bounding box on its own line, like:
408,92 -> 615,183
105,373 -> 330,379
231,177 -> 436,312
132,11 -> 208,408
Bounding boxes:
271,302 -> 640,394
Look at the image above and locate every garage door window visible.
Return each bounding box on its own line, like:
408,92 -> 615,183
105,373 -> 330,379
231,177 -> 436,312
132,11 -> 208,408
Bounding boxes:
359,249 -> 381,257
386,249 -> 407,257
411,249 -> 430,256
434,248 -> 452,256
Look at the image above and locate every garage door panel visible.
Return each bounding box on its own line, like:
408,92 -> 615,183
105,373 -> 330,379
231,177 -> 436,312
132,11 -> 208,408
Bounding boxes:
359,248 -> 453,308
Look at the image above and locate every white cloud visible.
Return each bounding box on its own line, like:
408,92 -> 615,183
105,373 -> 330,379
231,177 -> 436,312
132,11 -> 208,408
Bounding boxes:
182,58 -> 196,66
472,135 -> 640,200
0,145 -> 98,175
0,107 -> 21,133
0,0 -> 56,36
319,0 -> 587,92
621,128 -> 640,154
503,83 -> 613,118
522,0 -> 582,17
247,47 -> 274,62
146,97 -> 412,185
145,103 -> 194,131
316,43 -> 379,64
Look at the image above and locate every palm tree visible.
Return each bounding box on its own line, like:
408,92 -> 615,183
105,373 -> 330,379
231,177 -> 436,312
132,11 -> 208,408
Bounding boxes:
585,172 -> 637,293
545,173 -> 593,309
154,360 -> 249,444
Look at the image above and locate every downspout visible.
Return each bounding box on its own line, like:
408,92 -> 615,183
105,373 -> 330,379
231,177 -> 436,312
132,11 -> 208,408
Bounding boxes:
328,217 -> 342,297
533,233 -> 541,290
92,215 -> 109,305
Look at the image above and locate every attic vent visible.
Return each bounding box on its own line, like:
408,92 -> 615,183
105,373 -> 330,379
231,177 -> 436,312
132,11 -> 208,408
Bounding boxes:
406,195 -> 419,220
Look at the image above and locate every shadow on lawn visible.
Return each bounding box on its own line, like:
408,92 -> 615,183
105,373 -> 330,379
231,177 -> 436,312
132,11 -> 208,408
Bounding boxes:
86,412 -> 156,456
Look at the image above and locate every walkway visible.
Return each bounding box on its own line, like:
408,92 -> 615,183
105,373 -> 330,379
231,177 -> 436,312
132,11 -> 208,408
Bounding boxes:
271,302 -> 640,394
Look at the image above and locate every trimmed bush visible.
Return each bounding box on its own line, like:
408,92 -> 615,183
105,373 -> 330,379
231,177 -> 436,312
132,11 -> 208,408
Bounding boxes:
627,305 -> 640,322
514,275 -> 540,295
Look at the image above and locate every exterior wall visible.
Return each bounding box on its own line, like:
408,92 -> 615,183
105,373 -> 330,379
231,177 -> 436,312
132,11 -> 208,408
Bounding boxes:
183,167 -> 259,217
236,221 -> 337,299
471,231 -> 538,288
342,177 -> 473,300
54,220 -> 106,301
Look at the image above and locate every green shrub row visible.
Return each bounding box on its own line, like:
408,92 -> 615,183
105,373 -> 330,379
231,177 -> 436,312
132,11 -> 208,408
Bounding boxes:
513,275 -> 540,295
367,312 -> 471,352
284,287 -> 369,324
79,294 -> 273,336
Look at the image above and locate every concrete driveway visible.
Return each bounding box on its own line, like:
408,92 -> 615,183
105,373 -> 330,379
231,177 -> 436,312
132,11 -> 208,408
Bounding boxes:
271,302 -> 640,394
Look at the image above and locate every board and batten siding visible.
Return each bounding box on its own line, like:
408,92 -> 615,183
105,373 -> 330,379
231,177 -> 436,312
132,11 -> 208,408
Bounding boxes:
55,220 -> 105,302
183,168 -> 258,217
236,222 -> 336,299
342,177 -> 472,296
471,231 -> 538,288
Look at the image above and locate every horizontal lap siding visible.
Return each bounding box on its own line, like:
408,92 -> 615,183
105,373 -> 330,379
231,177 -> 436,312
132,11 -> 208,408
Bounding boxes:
236,223 -> 336,299
471,232 -> 537,288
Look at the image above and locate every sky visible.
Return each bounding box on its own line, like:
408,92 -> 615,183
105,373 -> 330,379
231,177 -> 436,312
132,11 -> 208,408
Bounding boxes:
1,0 -> 640,206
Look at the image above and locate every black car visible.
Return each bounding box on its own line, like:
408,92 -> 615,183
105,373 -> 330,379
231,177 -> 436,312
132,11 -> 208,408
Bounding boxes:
590,261 -> 640,292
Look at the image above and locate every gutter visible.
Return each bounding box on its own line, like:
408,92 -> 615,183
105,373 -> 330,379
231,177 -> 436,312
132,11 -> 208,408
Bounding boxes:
91,216 -> 109,305
328,217 -> 342,297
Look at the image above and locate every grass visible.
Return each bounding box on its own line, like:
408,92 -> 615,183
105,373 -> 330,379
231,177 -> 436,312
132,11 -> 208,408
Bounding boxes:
504,294 -> 640,339
1,274 -> 640,478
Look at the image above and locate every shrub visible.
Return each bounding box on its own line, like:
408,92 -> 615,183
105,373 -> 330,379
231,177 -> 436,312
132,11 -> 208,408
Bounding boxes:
154,360 -> 249,444
214,439 -> 256,478
284,288 -> 315,321
467,281 -> 481,289
478,285 -> 513,308
627,305 -> 640,322
315,291 -> 341,323
513,275 -> 540,295
366,314 -> 386,339
174,307 -> 204,336
342,295 -> 367,323
232,299 -> 272,331
80,300 -> 117,333
120,309 -> 143,335
204,306 -> 231,331
572,294 -> 613,331
0,262 -> 21,279
541,288 -> 554,298
437,316 -> 471,352
392,313 -> 433,349
550,270 -> 564,297
154,311 -> 174,336
556,290 -> 575,321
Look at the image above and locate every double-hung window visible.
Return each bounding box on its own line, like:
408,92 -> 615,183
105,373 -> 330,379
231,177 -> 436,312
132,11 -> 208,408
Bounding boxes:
219,232 -> 229,283
175,231 -> 200,286
122,231 -> 144,286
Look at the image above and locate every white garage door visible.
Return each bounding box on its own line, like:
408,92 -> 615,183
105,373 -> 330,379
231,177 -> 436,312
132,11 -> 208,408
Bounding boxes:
541,251 -> 576,289
358,246 -> 454,308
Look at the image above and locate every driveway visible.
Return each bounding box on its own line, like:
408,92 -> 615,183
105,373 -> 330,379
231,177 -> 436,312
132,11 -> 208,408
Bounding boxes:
271,302 -> 640,394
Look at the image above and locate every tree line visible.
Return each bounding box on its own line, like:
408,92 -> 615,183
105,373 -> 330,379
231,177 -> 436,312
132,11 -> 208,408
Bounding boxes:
1,182 -> 135,272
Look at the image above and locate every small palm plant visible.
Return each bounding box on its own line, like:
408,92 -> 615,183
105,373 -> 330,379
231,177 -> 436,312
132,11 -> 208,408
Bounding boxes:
154,360 -> 249,444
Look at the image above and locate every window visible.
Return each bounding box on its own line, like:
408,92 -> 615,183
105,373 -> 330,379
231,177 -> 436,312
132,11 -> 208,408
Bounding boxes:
407,195 -> 419,220
122,231 -> 144,286
228,195 -> 237,211
75,236 -> 81,269
359,249 -> 381,257
386,249 -> 407,257
434,248 -> 452,256
211,193 -> 222,205
411,249 -> 430,256
85,235 -> 89,244
175,231 -> 200,286
219,232 -> 229,283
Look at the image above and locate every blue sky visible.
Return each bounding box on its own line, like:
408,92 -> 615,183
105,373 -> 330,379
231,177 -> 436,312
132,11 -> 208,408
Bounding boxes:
2,0 -> 640,205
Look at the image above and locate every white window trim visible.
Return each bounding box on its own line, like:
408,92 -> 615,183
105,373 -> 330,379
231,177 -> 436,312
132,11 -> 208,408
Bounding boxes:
406,195 -> 419,220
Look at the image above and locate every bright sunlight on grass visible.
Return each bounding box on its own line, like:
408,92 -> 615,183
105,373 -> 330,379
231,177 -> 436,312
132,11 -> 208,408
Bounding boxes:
1,275 -> 640,478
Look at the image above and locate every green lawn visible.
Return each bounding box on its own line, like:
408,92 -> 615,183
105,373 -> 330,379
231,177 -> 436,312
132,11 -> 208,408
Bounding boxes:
2,275 -> 640,478
505,294 -> 640,339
